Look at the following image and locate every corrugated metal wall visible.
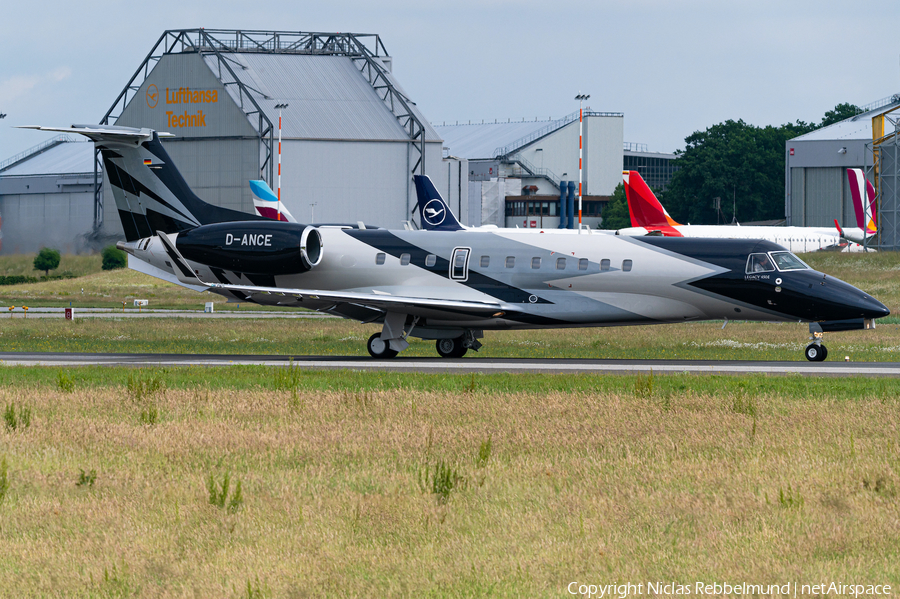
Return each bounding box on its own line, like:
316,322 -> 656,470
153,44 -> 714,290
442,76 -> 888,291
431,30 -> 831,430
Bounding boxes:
802,168 -> 842,227
0,188 -> 94,254
278,140 -> 446,228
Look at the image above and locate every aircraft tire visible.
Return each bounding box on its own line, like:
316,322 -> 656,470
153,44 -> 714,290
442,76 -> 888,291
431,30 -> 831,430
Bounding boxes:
367,333 -> 398,359
805,343 -> 826,362
436,337 -> 468,358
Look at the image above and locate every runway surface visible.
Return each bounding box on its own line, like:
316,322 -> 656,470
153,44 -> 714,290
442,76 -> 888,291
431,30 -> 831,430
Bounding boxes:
1,352 -> 899,376
2,308 -> 332,319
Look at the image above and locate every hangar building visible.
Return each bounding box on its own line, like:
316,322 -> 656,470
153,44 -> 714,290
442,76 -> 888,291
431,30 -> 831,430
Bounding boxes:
0,137 -> 96,254
0,29 -> 461,254
435,111 -> 624,228
785,95 -> 900,250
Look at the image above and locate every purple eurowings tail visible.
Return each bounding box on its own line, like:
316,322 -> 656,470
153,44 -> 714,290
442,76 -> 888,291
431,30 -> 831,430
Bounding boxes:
847,168 -> 877,236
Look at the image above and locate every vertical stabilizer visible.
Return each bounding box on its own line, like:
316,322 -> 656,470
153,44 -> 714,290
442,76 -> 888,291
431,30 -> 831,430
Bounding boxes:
20,125 -> 263,241
847,168 -> 877,235
250,180 -> 297,223
413,175 -> 465,231
622,170 -> 682,228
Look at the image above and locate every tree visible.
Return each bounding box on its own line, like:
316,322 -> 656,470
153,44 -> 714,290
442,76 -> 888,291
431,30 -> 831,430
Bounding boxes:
33,248 -> 61,276
101,245 -> 127,270
661,104 -> 863,226
820,103 -> 863,128
600,183 -> 632,230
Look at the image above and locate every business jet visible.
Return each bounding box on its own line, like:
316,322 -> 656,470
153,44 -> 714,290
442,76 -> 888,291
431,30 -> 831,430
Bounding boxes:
618,170 -> 877,252
23,124 -> 889,361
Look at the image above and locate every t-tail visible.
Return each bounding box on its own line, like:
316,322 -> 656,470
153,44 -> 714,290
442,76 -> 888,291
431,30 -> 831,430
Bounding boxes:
413,175 -> 465,231
847,168 -> 877,235
19,124 -> 264,241
622,170 -> 682,233
249,180 -> 297,223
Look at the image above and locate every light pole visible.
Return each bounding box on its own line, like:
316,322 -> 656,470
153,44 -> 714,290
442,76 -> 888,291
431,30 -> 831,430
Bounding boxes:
574,93 -> 590,233
310,202 -> 317,223
275,103 -> 289,221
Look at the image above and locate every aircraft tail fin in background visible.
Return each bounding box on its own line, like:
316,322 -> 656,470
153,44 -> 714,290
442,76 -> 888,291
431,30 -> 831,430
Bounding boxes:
847,168 -> 877,235
413,175 -> 465,231
250,180 -> 297,223
20,125 -> 263,242
622,170 -> 682,229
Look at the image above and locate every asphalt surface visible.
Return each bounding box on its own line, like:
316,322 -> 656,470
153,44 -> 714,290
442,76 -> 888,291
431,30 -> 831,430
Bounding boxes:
1,352 -> 898,376
1,308 -> 333,319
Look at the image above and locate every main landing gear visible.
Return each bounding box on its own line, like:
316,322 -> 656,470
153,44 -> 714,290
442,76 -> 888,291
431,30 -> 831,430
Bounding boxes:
367,333 -> 399,359
436,336 -> 468,358
366,313 -> 484,359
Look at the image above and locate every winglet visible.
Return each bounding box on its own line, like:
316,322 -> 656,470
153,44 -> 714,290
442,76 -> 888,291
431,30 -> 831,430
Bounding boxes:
413,175 -> 465,231
834,218 -> 844,237
156,231 -> 211,287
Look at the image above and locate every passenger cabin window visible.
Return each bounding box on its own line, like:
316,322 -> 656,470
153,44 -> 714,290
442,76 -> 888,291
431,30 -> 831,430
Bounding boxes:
578,258 -> 588,271
450,247 -> 470,280
506,256 -> 515,268
531,257 -> 542,269
622,259 -> 633,272
376,252 -> 386,265
556,257 -> 566,270
425,254 -> 436,267
400,253 -> 411,266
480,255 -> 490,268
746,253 -> 774,274
770,251 -> 809,271
600,259 -> 610,271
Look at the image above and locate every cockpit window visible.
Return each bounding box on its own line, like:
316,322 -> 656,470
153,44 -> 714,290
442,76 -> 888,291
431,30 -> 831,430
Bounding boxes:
770,251 -> 809,271
746,253 -> 774,274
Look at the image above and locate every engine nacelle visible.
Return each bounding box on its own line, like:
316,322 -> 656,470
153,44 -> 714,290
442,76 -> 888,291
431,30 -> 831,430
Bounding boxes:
176,221 -> 322,275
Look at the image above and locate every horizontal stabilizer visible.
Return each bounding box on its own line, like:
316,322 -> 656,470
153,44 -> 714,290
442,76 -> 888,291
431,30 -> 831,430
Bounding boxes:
19,124 -> 174,142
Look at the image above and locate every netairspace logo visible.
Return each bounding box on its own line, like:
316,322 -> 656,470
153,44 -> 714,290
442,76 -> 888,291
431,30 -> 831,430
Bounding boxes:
566,581 -> 893,598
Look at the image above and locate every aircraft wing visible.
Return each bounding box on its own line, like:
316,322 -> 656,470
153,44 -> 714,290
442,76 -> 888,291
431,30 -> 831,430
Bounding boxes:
155,230 -> 506,319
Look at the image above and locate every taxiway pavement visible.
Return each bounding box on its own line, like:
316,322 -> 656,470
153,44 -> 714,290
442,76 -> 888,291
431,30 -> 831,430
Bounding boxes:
1,352 -> 898,376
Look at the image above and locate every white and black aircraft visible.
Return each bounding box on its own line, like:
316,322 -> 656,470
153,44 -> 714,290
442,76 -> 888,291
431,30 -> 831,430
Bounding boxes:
24,125 -> 890,361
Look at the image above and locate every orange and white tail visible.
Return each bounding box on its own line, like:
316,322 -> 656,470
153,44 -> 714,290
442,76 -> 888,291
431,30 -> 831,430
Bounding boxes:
622,171 -> 682,228
847,168 -> 877,236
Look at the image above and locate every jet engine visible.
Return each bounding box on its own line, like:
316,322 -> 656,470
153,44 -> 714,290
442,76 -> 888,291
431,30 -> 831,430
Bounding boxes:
175,221 -> 323,275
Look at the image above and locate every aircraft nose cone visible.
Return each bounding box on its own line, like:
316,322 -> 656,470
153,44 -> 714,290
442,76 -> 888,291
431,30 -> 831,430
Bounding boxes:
863,296 -> 890,319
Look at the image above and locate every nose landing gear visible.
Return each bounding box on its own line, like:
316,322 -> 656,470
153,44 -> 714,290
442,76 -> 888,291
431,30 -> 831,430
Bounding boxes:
805,328 -> 827,362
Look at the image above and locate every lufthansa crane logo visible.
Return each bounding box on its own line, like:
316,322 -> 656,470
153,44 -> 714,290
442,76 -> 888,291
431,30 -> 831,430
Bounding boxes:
423,199 -> 446,227
146,84 -> 159,109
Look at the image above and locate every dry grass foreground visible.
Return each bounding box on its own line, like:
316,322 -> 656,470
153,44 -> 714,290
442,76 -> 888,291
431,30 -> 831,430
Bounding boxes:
0,378 -> 898,596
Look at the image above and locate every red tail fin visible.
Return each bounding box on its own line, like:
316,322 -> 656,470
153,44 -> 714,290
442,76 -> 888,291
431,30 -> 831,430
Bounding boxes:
622,171 -> 682,228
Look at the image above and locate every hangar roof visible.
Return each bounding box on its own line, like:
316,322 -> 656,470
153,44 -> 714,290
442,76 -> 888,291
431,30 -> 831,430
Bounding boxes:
791,96 -> 900,142
0,139 -> 94,177
435,120 -> 560,160
435,111 -> 623,160
206,53 -> 441,142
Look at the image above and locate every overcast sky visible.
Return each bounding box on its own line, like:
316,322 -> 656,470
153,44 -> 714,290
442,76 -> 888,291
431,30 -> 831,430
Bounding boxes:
2,0 -> 899,160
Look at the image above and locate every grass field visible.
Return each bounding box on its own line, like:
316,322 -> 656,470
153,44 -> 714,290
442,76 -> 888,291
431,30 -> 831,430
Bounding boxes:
0,368 -> 897,596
